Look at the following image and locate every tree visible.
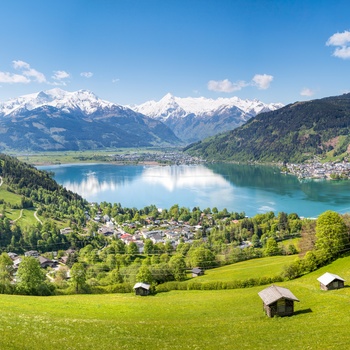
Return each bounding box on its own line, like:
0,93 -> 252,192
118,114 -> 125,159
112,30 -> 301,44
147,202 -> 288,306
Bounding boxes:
164,240 -> 173,254
16,256 -> 52,295
264,237 -> 280,256
278,212 -> 289,232
315,210 -> 349,260
70,262 -> 87,293
169,254 -> 187,281
136,265 -> 153,284
188,246 -> 216,269
298,219 -> 316,256
127,241 -> 139,256
144,239 -> 154,255
0,252 -> 14,293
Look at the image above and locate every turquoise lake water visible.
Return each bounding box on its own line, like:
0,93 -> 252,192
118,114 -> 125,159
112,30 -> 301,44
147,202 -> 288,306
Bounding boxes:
38,163 -> 350,218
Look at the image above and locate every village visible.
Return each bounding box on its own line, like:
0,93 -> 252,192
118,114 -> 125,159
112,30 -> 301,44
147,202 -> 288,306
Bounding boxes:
284,160 -> 350,180
60,208 -> 234,255
112,150 -> 204,165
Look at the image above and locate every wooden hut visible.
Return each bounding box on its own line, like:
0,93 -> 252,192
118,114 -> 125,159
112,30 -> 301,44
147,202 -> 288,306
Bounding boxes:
191,267 -> 204,277
317,272 -> 345,290
258,285 -> 299,317
133,282 -> 151,296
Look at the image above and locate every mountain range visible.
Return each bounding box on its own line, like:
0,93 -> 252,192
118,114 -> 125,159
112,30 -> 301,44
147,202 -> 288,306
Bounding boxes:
0,89 -> 283,151
185,93 -> 350,163
130,94 -> 283,143
0,89 -> 180,151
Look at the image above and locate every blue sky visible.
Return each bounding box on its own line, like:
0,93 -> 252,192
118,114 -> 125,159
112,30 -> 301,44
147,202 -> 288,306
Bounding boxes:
0,0 -> 350,105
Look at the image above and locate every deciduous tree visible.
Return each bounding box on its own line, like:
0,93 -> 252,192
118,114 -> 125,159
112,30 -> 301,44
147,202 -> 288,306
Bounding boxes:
16,256 -> 53,295
315,211 -> 349,260
70,262 -> 87,293
0,252 -> 14,293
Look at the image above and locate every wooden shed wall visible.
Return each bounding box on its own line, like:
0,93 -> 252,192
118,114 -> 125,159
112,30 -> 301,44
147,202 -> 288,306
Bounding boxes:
321,279 -> 345,290
263,298 -> 294,317
135,287 -> 150,296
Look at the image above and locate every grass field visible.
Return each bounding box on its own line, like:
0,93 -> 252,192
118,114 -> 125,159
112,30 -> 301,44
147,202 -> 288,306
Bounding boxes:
14,148 -> 173,165
1,255 -> 350,349
0,184 -> 22,206
192,255 -> 296,282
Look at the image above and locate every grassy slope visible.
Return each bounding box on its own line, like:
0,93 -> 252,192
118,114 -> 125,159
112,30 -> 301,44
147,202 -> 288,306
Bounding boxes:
0,184 -> 22,205
1,255 -> 350,349
192,255 -> 296,282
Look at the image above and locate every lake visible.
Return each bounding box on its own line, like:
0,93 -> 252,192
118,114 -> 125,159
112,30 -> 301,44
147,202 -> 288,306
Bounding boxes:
38,163 -> 350,218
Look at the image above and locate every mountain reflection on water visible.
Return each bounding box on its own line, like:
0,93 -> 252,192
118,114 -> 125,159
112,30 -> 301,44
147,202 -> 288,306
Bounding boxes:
38,163 -> 350,217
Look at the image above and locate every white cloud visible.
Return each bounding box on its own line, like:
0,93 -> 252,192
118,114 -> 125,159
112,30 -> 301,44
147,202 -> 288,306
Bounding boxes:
326,30 -> 350,59
326,30 -> 350,46
112,78 -> 120,83
252,74 -> 273,90
12,60 -> 46,83
207,74 -> 273,93
207,79 -> 247,93
52,70 -> 70,80
81,71 -> 93,78
332,46 -> 350,59
12,60 -> 30,70
51,70 -> 70,85
300,88 -> 315,97
0,71 -> 30,83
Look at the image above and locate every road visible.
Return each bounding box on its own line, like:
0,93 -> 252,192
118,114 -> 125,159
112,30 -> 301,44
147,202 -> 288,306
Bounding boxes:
34,210 -> 43,225
13,209 -> 23,222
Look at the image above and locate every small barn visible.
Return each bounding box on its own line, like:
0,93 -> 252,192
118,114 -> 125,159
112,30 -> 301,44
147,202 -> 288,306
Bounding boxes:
258,285 -> 299,317
133,282 -> 151,296
38,256 -> 56,268
317,272 -> 345,291
192,267 -> 204,277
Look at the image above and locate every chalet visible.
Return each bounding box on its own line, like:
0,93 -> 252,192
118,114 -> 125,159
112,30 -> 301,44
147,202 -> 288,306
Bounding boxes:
192,267 -> 204,277
134,282 -> 151,296
13,257 -> 22,269
24,250 -> 39,258
7,252 -> 18,260
38,256 -> 56,268
150,233 -> 164,244
258,285 -> 299,317
120,233 -> 133,244
102,214 -> 110,222
98,226 -> 114,236
317,272 -> 345,290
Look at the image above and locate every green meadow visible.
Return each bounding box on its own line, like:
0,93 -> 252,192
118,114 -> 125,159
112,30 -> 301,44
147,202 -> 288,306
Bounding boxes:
1,255 -> 350,349
192,255 -> 296,282
0,185 -> 57,228
0,184 -> 22,206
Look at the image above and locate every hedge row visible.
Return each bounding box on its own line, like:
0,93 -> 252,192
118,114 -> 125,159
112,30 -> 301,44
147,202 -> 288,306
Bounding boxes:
155,275 -> 284,293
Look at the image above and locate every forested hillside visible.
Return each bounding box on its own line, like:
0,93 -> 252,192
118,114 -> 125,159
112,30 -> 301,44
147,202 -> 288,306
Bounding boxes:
0,153 -> 89,252
185,93 -> 350,163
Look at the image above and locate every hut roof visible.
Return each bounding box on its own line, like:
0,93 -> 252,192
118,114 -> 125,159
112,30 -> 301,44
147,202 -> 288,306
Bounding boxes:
258,285 -> 299,306
317,272 -> 345,285
133,282 -> 151,290
192,267 -> 203,274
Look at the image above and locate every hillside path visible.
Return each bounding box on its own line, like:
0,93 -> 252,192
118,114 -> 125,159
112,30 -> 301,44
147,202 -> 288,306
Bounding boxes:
0,176 -> 3,187
13,209 -> 23,222
34,210 -> 43,225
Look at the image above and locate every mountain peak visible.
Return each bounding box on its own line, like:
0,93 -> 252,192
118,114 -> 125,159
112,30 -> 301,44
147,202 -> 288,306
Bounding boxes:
161,92 -> 175,101
130,94 -> 283,143
0,88 -> 116,116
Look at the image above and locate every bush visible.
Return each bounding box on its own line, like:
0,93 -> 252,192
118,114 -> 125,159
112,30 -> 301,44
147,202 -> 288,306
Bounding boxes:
104,283 -> 133,293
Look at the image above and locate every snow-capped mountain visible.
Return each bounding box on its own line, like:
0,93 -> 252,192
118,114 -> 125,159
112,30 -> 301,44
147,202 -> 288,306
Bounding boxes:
130,94 -> 284,143
0,88 -> 115,116
0,89 -> 180,152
